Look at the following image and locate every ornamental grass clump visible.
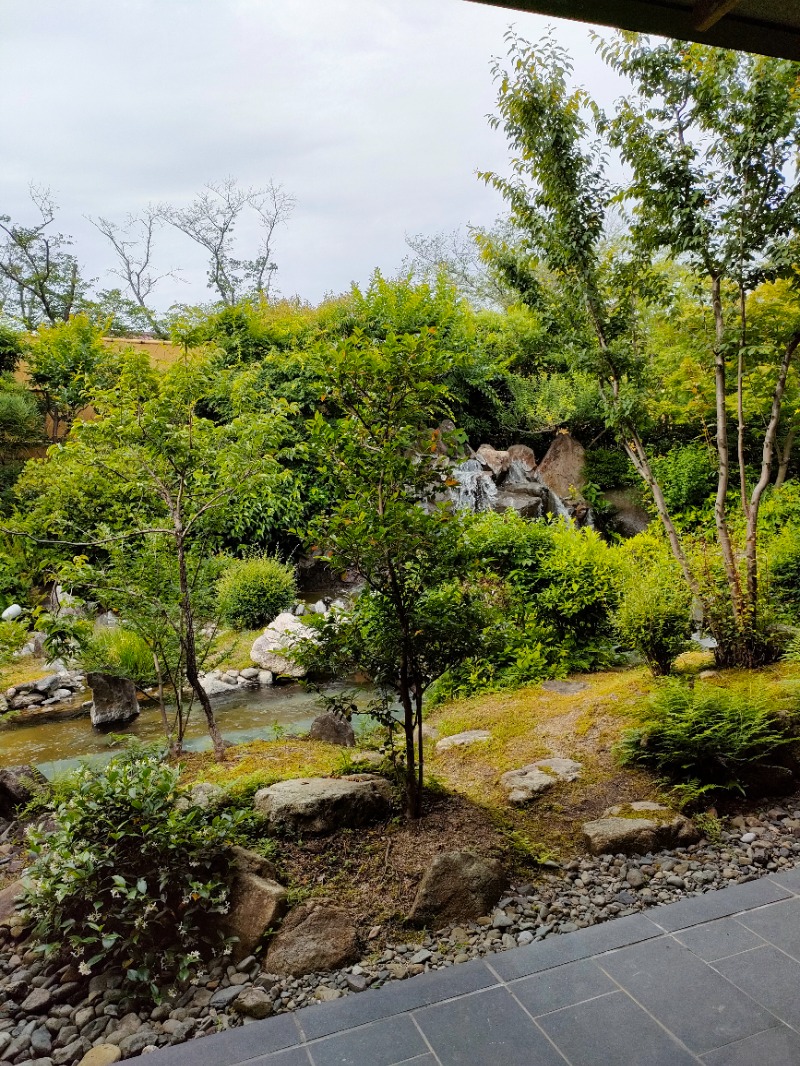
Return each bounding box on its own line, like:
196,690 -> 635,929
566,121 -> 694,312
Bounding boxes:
615,679 -> 795,792
22,750 -> 243,993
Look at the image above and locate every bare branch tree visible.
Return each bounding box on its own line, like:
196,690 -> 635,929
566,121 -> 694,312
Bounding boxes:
89,206 -> 174,336
160,177 -> 294,305
0,185 -> 90,328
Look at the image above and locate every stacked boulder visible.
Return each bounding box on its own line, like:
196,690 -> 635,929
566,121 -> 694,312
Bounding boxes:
449,433 -> 591,525
2,671 -> 85,715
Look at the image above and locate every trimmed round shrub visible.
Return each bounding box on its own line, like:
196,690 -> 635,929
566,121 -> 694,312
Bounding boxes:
218,555 -> 296,630
22,750 -> 243,990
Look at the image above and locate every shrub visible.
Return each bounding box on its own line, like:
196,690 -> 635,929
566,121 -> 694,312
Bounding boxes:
784,632 -> 800,664
649,443 -> 716,517
615,679 -> 794,791
535,524 -> 621,644
22,750 -> 243,992
583,446 -> 637,491
0,619 -> 27,669
613,556 -> 693,675
81,625 -> 155,686
767,525 -> 800,621
218,555 -> 296,630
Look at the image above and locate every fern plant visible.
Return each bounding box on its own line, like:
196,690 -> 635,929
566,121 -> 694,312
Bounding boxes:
616,679 -> 795,792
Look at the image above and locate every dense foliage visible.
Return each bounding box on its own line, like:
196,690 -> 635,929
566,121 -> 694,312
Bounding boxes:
616,680 -> 796,792
217,555 -> 296,630
22,751 -> 242,993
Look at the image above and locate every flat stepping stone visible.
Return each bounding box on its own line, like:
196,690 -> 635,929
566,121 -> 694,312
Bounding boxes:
541,680 -> 588,695
435,730 -> 491,753
501,758 -> 583,804
583,801 -> 699,856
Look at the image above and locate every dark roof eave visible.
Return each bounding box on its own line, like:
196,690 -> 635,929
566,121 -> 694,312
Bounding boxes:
468,0 -> 800,61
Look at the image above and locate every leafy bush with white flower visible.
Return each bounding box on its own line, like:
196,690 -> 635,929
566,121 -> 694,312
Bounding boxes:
22,749 -> 243,993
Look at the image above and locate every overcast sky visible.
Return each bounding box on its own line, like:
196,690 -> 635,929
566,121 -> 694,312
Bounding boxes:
0,0 -> 628,310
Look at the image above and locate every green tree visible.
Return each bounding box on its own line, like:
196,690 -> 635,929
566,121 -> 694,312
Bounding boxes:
303,330 -> 465,818
600,36 -> 800,655
0,187 -> 89,328
24,314 -> 111,439
482,31 -> 800,666
9,351 -> 292,758
0,323 -> 23,375
0,377 -> 44,514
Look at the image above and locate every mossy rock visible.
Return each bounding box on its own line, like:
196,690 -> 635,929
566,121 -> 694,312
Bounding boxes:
583,802 -> 699,856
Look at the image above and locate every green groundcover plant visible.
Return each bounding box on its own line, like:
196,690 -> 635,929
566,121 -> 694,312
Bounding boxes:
22,750 -> 244,994
616,679 -> 796,792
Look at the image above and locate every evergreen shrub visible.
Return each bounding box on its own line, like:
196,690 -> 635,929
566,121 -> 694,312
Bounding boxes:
218,555 -> 296,630
22,750 -> 243,993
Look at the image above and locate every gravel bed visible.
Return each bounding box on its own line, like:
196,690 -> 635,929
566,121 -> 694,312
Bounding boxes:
2,798 -> 800,1063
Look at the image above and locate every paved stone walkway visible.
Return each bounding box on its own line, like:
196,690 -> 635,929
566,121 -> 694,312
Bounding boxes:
151,868 -> 800,1065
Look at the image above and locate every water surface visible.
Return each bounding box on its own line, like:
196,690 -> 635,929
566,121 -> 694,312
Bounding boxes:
0,681 -> 374,779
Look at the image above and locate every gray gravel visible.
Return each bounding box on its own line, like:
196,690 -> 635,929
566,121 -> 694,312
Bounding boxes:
1,798 -> 799,1063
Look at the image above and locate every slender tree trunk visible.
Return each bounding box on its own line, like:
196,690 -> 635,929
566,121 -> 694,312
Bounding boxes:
153,650 -> 179,756
386,558 -> 421,819
737,286 -> 749,513
398,650 -> 421,819
711,275 -> 744,624
415,683 -> 424,807
776,428 -> 795,488
175,527 -> 226,760
744,332 -> 800,611
622,432 -> 704,603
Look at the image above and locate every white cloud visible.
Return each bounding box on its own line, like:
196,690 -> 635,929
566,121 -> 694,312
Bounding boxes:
0,0 -> 627,308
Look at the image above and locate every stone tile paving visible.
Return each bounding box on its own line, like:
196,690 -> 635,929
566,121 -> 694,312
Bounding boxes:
149,867 -> 800,1065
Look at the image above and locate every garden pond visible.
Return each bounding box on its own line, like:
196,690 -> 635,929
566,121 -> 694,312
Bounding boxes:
0,680 -> 378,778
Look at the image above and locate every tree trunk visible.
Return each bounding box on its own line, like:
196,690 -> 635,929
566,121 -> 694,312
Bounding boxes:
622,432 -> 704,603
737,286 -> 749,513
744,332 -> 800,612
175,528 -> 226,760
776,428 -> 795,488
398,651 -> 421,819
711,275 -> 744,625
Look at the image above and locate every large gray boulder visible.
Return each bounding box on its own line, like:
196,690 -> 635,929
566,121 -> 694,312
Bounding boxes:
197,674 -> 238,698
476,444 -> 511,480
500,758 -> 583,804
582,801 -> 699,856
507,444 -> 537,472
265,903 -> 359,976
250,612 -> 315,678
494,485 -> 545,520
435,729 -> 491,753
309,712 -> 355,747
0,765 -> 47,818
254,775 -> 392,836
407,850 -> 506,926
602,488 -> 651,537
87,672 -> 139,728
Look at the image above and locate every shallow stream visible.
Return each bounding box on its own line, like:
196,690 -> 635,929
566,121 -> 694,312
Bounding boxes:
0,681 -> 374,779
